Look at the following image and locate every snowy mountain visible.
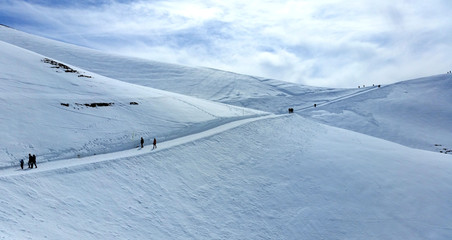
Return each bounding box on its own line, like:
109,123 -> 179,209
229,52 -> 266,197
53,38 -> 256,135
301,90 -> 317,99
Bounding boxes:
300,75 -> 452,152
1,26 -> 450,152
0,39 -> 265,167
0,25 -> 451,239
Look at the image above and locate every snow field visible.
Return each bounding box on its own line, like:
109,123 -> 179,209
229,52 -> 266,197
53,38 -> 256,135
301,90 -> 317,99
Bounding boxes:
2,26 -> 450,153
0,115 -> 451,239
0,25 -> 452,240
0,40 -> 266,167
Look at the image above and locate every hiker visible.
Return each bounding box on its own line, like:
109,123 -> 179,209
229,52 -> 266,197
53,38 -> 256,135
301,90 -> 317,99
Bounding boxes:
20,159 -> 24,169
28,154 -> 32,168
33,154 -> 37,168
153,138 -> 157,149
140,137 -> 144,148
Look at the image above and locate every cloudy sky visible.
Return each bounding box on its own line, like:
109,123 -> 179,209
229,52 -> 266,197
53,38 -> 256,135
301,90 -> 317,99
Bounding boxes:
1,0 -> 452,87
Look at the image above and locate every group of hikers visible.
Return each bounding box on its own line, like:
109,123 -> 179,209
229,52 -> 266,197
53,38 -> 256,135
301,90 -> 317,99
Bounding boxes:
20,154 -> 37,170
141,137 -> 157,149
18,137 -> 157,169
359,84 -> 381,88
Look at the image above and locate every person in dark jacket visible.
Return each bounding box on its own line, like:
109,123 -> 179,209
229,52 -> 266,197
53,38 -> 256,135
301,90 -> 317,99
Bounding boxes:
28,154 -> 32,168
153,138 -> 157,149
20,159 -> 24,169
141,137 -> 144,148
33,154 -> 37,168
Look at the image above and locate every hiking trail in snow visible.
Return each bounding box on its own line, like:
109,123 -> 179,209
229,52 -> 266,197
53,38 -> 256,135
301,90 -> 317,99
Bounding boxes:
0,114 -> 279,178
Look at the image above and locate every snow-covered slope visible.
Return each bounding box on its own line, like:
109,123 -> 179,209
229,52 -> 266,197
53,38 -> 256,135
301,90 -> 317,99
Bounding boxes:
1,115 -> 451,239
1,25 -> 450,152
0,26 -> 452,240
0,25 -> 351,112
299,75 -> 452,152
0,40 -> 265,167
0,25 -> 315,103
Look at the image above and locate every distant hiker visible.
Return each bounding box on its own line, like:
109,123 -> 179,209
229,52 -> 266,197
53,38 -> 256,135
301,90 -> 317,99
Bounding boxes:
140,137 -> 144,148
20,159 -> 24,169
314,104 -> 317,108
28,154 -> 32,168
153,138 -> 157,149
33,154 -> 37,168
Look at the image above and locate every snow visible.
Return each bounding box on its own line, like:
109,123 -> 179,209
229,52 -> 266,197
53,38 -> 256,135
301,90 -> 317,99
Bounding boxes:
0,25 -> 452,239
299,76 -> 452,151
2,26 -> 450,152
0,39 -> 265,166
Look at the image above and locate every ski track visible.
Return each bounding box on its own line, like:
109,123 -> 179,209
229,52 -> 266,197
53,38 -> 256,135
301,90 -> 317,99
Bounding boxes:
295,85 -> 381,112
170,95 -> 218,118
0,114 -> 280,178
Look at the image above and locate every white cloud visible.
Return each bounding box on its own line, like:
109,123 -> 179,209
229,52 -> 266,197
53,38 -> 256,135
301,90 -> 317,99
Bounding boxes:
2,0 -> 452,87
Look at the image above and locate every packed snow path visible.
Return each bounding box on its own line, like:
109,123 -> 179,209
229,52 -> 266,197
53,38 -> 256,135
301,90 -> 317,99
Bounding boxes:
0,114 -> 279,178
295,85 -> 382,112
